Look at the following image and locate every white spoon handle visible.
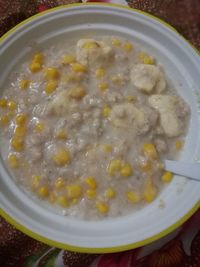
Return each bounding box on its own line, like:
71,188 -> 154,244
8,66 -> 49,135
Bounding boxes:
165,160 -> 200,181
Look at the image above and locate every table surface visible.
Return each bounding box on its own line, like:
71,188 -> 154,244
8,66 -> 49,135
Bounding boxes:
0,1 -> 200,267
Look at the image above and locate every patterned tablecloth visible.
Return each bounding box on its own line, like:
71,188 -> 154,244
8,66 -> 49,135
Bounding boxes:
0,1 -> 200,266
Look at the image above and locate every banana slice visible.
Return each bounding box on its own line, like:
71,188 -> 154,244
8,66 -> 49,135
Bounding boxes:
109,103 -> 149,134
130,64 -> 166,93
148,94 -> 182,137
76,39 -> 113,66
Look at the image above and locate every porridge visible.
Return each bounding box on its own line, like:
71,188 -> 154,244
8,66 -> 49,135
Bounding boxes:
0,37 -> 190,219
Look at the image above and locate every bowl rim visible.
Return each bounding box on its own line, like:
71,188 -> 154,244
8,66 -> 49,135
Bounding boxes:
0,2 -> 200,253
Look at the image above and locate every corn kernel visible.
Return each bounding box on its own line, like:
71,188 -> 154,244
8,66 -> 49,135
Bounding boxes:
98,82 -> 108,92
127,95 -> 137,102
68,87 -> 86,99
57,195 -> 69,207
105,188 -> 116,199
82,41 -> 98,49
96,201 -> 109,214
8,154 -> 19,169
35,122 -> 44,132
0,98 -> 7,108
15,125 -> 26,137
49,192 -> 57,203
56,129 -> 68,139
101,144 -> 113,153
62,55 -> 76,65
127,191 -> 141,203
44,67 -> 59,80
33,53 -> 44,64
31,175 -> 41,190
143,179 -> 157,203
44,80 -> 58,94
120,163 -> 133,177
85,176 -> 97,189
95,68 -> 106,79
71,63 -> 87,73
175,140 -> 183,150
162,171 -> 173,183
0,115 -> 9,126
102,106 -> 111,117
29,62 -> 42,73
53,148 -> 70,166
72,198 -> 79,205
124,42 -> 133,52
20,79 -> 30,90
66,184 -> 82,199
15,113 -> 27,125
11,137 -> 24,151
86,189 -> 96,199
107,159 -> 122,176
37,185 -> 49,198
7,100 -> 17,110
139,52 -> 154,65
143,143 -> 158,159
111,38 -> 121,47
54,177 -> 65,190
111,74 -> 124,85
139,161 -> 151,172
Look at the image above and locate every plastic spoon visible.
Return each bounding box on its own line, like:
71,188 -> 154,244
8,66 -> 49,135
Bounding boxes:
165,160 -> 200,181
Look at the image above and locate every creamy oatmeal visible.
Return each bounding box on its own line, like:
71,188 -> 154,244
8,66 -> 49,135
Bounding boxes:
0,37 -> 190,219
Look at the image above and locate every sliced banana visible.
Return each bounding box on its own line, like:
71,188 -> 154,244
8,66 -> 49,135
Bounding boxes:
76,39 -> 113,66
130,64 -> 166,93
148,94 -> 182,137
109,103 -> 149,134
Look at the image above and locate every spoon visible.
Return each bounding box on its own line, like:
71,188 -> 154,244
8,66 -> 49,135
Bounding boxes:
165,160 -> 200,181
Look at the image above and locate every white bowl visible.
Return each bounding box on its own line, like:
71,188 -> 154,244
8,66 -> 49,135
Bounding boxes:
0,3 -> 200,253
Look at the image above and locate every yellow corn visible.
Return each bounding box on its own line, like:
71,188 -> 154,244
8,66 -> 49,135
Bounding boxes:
107,159 -> 122,176
15,113 -> 27,125
29,62 -> 42,73
44,80 -> 58,94
124,42 -> 133,52
20,79 -> 30,90
85,176 -> 97,189
49,191 -> 57,204
175,140 -> 183,150
11,137 -> 24,151
120,163 -> 133,177
139,52 -> 154,65
56,129 -> 68,139
53,148 -> 70,166
7,100 -> 17,110
0,115 -> 9,126
37,185 -> 49,198
86,189 -> 96,199
143,143 -> 158,159
31,175 -> 41,190
96,201 -> 109,214
82,41 -> 98,49
0,98 -> 7,108
111,74 -> 124,85
57,195 -> 69,207
98,82 -> 108,92
33,53 -> 44,64
101,144 -> 113,153
66,184 -> 82,199
95,68 -> 106,79
111,38 -> 121,47
54,177 -> 65,190
127,95 -> 137,102
102,106 -> 111,117
71,62 -> 87,73
15,125 -> 26,137
105,188 -> 116,199
61,55 -> 76,65
127,191 -> 141,203
68,87 -> 86,100
8,154 -> 20,168
162,171 -> 173,183
139,161 -> 151,172
143,179 -> 157,203
35,122 -> 44,132
44,67 -> 59,80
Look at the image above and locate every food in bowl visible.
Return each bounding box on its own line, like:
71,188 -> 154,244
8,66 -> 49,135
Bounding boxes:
0,36 -> 190,219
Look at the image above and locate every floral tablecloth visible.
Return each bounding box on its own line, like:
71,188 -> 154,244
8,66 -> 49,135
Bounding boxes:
0,1 -> 200,266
